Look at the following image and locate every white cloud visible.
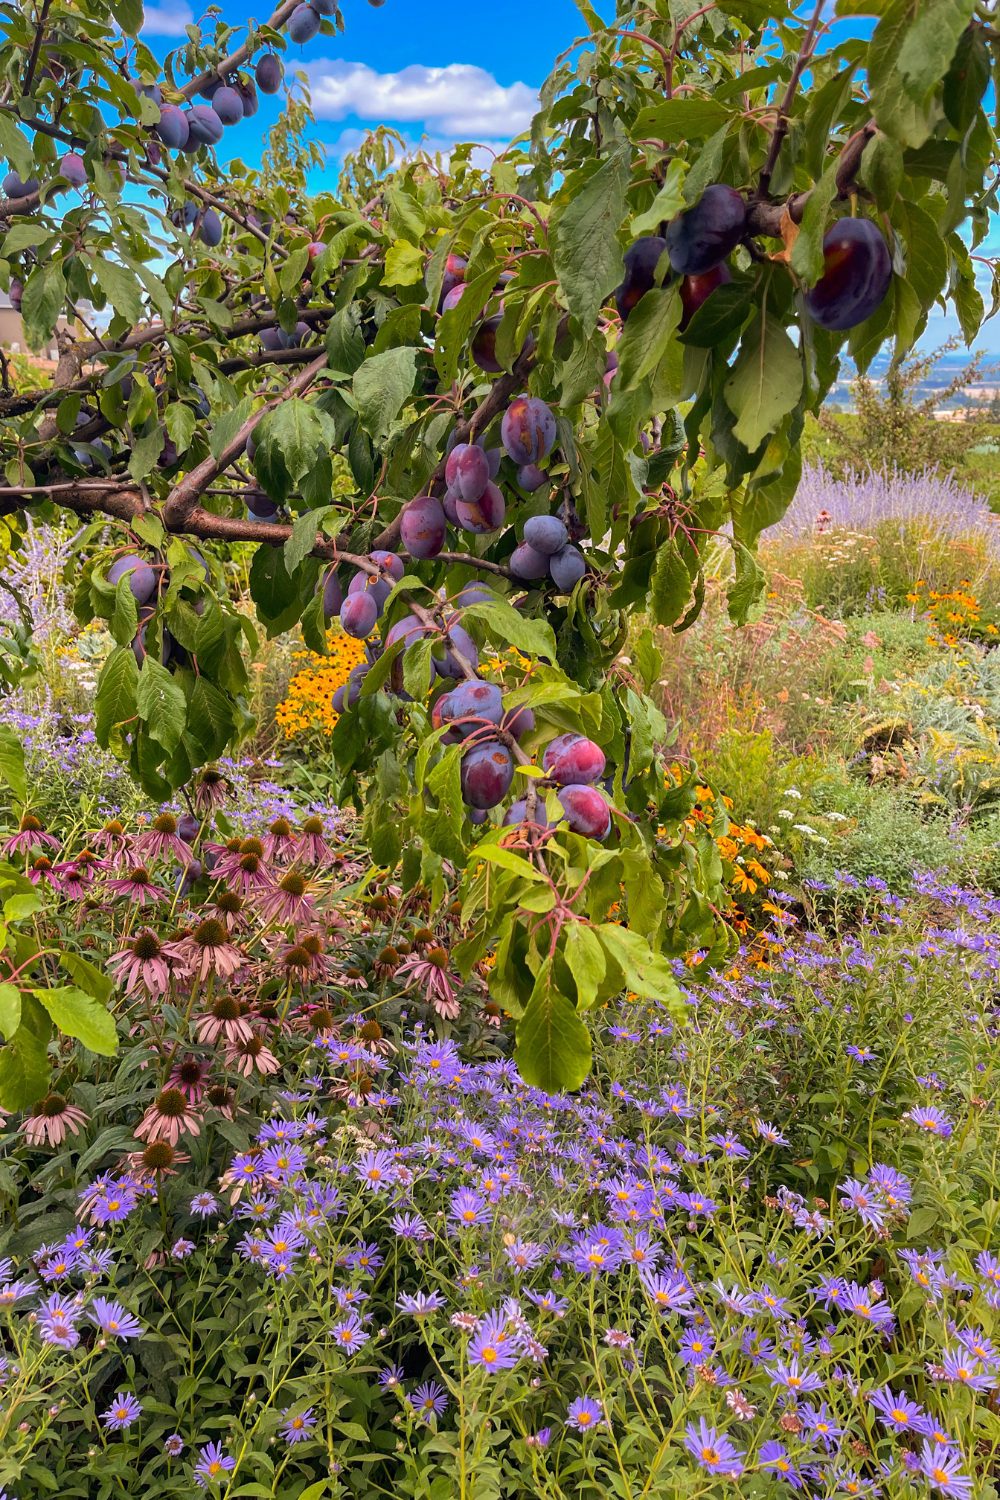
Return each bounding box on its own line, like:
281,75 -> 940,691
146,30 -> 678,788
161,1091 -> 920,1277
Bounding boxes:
142,1 -> 194,37
304,59 -> 537,140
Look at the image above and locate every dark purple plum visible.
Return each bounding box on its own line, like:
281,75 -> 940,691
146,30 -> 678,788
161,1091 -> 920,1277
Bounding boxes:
439,252 -> 468,308
504,798 -> 554,828
287,3 -> 321,43
235,78 -> 259,117
441,284 -> 466,313
321,567 -> 343,620
680,263 -> 731,329
455,584 -> 494,607
155,105 -> 190,150
509,542 -> 550,581
472,316 -> 502,373
348,569 -> 392,613
665,184 -> 747,276
186,105 -> 224,146
212,86 -> 244,125
442,492 -> 460,526
455,481 -> 505,535
246,488 -> 279,520
549,545 -> 586,592
400,495 -> 446,559
804,218 -> 893,332
340,592 -> 378,638
109,554 -> 157,604
517,463 -> 547,493
436,624 -> 479,678
198,209 -> 223,247
60,153 -> 87,188
371,549 -> 405,582
385,614 -> 427,651
256,53 -> 283,93
501,395 -> 556,465
543,733 -> 606,786
461,742 -> 515,809
614,236 -> 668,321
523,515 -> 567,556
441,680 -> 504,733
558,784 -> 612,840
445,443 -> 490,503
481,442 -> 501,479
469,808 -> 489,825
178,812 -> 200,843
502,704 -> 535,740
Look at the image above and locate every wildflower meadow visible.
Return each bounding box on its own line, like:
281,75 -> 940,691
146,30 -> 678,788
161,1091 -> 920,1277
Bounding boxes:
2,0 -> 1000,1497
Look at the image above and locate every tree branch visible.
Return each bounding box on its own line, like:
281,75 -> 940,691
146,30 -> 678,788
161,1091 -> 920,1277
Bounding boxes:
756,0 -> 827,200
179,0 -> 302,100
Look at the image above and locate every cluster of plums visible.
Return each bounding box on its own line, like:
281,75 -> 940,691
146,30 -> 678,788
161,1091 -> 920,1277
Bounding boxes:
616,182 -> 892,335
398,392 -> 587,590
325,550 -> 405,640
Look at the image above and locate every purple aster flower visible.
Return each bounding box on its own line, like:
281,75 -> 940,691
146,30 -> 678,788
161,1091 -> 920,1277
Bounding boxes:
869,1386 -> 932,1435
468,1311 -> 520,1372
525,1289 -> 569,1316
409,1380 -> 448,1421
355,1148 -> 397,1191
640,1268 -> 695,1314
758,1440 -> 803,1486
258,1143 -> 308,1181
378,1363 -> 404,1389
190,1192 -> 218,1217
527,1426 -> 553,1448
505,1239 -> 546,1272
839,1178 -> 886,1229
768,1356 -> 824,1394
172,1238 -> 196,1259
976,1250 -> 1000,1289
37,1292 -> 81,1348
390,1211 -> 431,1242
396,1290 -> 446,1318
343,1241 -> 383,1275
279,1407 -> 317,1444
800,1401 -> 843,1450
101,1392 -> 142,1431
164,1434 -> 184,1456
842,1281 -> 895,1334
754,1119 -> 790,1147
448,1188 -> 489,1230
919,1441 -> 973,1498
940,1349 -> 997,1391
330,1312 -> 370,1354
565,1396 -> 604,1433
89,1296 -> 143,1341
678,1327 -> 715,1366
905,1106 -> 953,1138
194,1441 -> 236,1487
683,1418 -> 744,1476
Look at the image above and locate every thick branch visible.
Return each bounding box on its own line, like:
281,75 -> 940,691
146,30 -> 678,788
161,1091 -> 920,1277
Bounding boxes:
756,0 -> 826,200
180,0 -> 301,99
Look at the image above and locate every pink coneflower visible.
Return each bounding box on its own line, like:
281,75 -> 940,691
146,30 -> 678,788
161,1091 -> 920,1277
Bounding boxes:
165,918 -> 244,981
3,812 -> 60,855
210,838 -> 276,895
262,816 -> 298,864
298,1003 -> 337,1037
53,851 -> 103,897
296,815 -> 335,866
299,931 -> 331,979
193,765 -> 230,813
204,1083 -> 236,1119
481,1002 -> 502,1029
372,943 -> 401,980
22,1093 -> 89,1148
339,966 -> 369,991
225,1032 -> 280,1076
106,864 -> 168,906
355,1019 -> 395,1057
395,947 -> 460,1019
136,812 -> 191,864
167,1055 -> 211,1104
257,871 -> 318,926
194,993 -> 254,1046
90,819 -> 134,857
212,889 -> 248,932
26,854 -> 57,887
134,1088 -> 201,1146
107,929 -> 172,996
126,1139 -> 190,1180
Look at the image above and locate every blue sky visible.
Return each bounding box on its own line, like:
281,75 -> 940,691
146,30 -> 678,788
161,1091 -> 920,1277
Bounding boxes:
138,0 -> 999,355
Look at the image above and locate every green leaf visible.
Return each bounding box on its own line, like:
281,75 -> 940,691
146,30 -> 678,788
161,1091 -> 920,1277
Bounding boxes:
723,315 -> 803,453
32,985 -> 118,1057
284,506 -> 334,575
353,348 -> 419,444
615,286 -> 682,392
461,597 -> 558,663
514,962 -> 593,1091
630,159 -> 688,236
563,923 -> 606,1010
110,575 -> 139,648
91,258 -> 142,324
552,143 -> 630,328
111,0 -> 143,33
0,994 -> 51,1112
59,952 -> 113,1008
895,0 -> 975,103
649,539 -> 692,628
383,240 -> 426,287
596,923 -> 685,1014
0,982 -> 20,1041
164,401 -> 197,457
632,98 -> 729,143
187,677 -> 236,762
255,399 -> 336,503
94,646 -> 139,748
20,263 -> 65,351
136,659 -> 187,755
0,725 -> 26,803
790,165 -> 839,283
0,115 -> 33,178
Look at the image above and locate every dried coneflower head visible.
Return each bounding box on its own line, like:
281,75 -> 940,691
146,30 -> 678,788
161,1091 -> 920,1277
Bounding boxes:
142,1140 -> 176,1171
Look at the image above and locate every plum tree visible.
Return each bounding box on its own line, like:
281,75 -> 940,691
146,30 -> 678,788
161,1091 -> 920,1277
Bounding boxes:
804,218 -> 893,332
0,0 -> 995,1101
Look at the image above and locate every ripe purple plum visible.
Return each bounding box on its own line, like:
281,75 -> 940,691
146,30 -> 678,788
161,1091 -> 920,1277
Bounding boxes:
348,568 -> 392,613
370,549 -> 405,582
455,583 -> 493,607
340,591 -> 379,639
198,209 -> 223,247
256,53 -> 283,93
442,491 -> 460,526
441,284 -> 466,313
804,218 -> 893,332
501,395 -> 556,465
385,613 -> 427,652
321,567 -> 343,619
186,105 -> 224,146
235,78 -> 259,117
680,263 -> 731,329
517,463 -> 547,493
9,278 -> 22,312
287,3 -> 321,42
502,703 -> 535,740
60,152 -> 87,188
549,545 -> 586,591
155,105 -> 190,150
509,542 -> 550,581
504,798 -> 554,828
246,488 -> 278,520
439,252 -> 468,309
461,742 -> 515,809
436,624 -> 479,678
212,86 -> 244,125
455,481 -> 505,535
445,443 -> 490,503
472,316 -> 502,373
177,812 -> 200,843
523,514 -> 567,556
400,495 -> 446,559
109,554 -> 157,605
441,680 -> 504,734
543,733 -> 606,786
665,184 -> 747,277
558,784 -> 612,840
614,236 -> 668,321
